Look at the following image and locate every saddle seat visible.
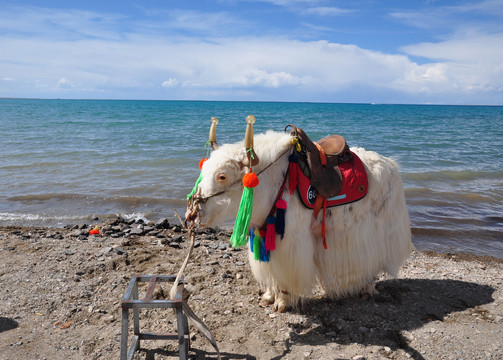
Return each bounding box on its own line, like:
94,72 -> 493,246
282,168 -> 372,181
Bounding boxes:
289,125 -> 350,199
317,135 -> 347,156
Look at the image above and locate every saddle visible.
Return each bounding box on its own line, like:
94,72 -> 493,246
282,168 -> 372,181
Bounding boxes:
288,125 -> 350,199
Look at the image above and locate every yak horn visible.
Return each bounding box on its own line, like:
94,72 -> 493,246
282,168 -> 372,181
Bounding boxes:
243,115 -> 259,167
209,116 -> 219,150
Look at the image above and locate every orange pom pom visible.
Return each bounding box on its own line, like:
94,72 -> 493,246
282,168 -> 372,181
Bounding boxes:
199,157 -> 208,170
89,229 -> 99,235
243,171 -> 259,188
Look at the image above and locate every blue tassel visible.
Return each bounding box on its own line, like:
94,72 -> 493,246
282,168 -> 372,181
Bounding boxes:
275,199 -> 287,239
260,237 -> 270,262
249,228 -> 254,252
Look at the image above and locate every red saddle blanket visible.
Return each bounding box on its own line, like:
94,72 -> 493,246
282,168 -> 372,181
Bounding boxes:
296,151 -> 369,209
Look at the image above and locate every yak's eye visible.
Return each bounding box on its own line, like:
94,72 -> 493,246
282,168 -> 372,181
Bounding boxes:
217,173 -> 228,183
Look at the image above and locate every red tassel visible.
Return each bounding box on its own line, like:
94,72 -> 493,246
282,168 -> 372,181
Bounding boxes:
321,199 -> 327,249
288,154 -> 298,195
265,216 -> 276,251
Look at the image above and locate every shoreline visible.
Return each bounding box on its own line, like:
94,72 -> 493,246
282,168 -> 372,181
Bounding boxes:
1,218 -> 502,359
2,220 -> 502,262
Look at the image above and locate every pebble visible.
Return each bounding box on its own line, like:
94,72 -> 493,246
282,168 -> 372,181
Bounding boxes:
171,236 -> 183,243
383,346 -> 392,355
143,226 -> 154,233
130,226 -> 144,235
155,218 -> 170,229
114,246 -> 126,255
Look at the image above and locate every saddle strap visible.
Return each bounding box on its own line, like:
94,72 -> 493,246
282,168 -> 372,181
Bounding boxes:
314,142 -> 327,167
312,196 -> 328,249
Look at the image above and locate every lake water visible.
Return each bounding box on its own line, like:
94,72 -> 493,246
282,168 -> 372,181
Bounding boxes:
1,99 -> 502,257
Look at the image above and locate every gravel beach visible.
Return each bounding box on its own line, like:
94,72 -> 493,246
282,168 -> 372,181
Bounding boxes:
1,217 -> 502,360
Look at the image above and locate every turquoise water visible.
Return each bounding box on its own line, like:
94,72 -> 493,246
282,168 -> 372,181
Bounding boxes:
1,99 -> 502,257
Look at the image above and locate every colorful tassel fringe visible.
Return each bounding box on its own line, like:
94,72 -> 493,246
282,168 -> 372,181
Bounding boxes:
275,199 -> 287,239
265,216 -> 276,251
250,228 -> 269,262
230,170 -> 259,248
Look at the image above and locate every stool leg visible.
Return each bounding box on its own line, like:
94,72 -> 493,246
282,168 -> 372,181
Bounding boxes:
183,313 -> 190,355
120,308 -> 129,360
132,283 -> 140,350
176,308 -> 187,359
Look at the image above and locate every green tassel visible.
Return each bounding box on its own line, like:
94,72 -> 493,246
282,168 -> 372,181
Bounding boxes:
186,171 -> 203,201
253,229 -> 261,260
230,187 -> 254,247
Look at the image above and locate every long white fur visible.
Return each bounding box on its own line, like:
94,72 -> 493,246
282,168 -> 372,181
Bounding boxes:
196,130 -> 412,310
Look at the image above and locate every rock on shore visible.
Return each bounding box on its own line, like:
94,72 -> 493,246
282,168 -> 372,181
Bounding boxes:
1,217 -> 502,359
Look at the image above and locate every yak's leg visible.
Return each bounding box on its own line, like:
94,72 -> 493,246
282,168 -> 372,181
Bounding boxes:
273,290 -> 291,313
260,287 -> 276,306
360,279 -> 379,299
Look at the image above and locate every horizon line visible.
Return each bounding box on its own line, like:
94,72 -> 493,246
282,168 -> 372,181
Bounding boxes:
1,97 -> 502,107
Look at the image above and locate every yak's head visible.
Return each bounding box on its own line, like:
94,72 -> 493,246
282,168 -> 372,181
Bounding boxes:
187,142 -> 250,226
186,116 -> 293,227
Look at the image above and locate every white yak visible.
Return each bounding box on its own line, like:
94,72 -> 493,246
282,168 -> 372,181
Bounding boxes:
188,129 -> 412,312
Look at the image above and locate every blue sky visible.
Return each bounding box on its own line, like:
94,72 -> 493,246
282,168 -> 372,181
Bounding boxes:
1,1 -> 502,104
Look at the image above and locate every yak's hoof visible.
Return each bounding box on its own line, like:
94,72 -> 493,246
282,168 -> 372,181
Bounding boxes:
260,298 -> 274,307
260,290 -> 275,306
273,301 -> 290,313
360,281 -> 379,300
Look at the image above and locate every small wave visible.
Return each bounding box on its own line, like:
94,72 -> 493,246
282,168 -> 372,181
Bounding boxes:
405,187 -> 499,205
403,169 -> 503,182
7,193 -> 87,202
412,226 -> 503,258
0,212 -> 84,223
411,227 -> 501,239
120,212 -> 148,223
7,193 -> 186,207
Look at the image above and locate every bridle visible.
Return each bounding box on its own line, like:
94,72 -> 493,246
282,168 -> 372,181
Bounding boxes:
186,145 -> 293,220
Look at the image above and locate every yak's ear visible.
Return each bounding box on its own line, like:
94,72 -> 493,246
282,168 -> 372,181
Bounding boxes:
237,151 -> 251,173
241,115 -> 259,167
209,117 -> 219,150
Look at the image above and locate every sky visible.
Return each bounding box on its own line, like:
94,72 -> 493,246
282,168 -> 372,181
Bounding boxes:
0,0 -> 502,104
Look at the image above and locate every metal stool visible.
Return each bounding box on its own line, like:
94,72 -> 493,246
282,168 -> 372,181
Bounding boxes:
120,275 -> 190,360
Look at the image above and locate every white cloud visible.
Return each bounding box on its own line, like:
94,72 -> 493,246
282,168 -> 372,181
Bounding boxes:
251,0 -> 321,5
390,0 -> 503,33
1,33 -> 502,103
402,32 -> 503,63
232,69 -> 305,87
162,78 -> 179,87
304,7 -> 354,16
0,6 -> 125,40
399,33 -> 503,95
0,5 -> 502,103
57,77 -> 73,89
